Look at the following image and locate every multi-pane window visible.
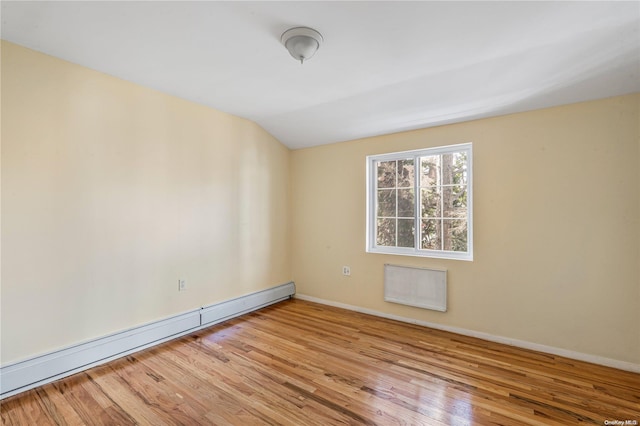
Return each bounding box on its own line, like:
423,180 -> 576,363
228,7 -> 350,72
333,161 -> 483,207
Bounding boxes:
366,143 -> 473,260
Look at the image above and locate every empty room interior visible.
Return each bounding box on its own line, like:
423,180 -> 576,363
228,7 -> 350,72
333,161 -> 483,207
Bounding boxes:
1,1 -> 639,425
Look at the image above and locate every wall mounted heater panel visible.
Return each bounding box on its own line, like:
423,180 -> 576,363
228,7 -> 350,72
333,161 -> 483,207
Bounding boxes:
384,264 -> 447,312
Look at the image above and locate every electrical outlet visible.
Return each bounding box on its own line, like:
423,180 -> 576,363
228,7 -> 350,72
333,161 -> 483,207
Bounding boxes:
178,279 -> 187,291
342,266 -> 351,276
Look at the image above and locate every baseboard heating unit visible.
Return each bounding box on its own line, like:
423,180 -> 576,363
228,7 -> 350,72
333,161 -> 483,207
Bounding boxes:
0,281 -> 295,399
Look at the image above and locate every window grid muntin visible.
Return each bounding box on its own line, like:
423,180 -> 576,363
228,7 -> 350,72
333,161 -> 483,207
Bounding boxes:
418,154 -> 468,252
375,159 -> 415,248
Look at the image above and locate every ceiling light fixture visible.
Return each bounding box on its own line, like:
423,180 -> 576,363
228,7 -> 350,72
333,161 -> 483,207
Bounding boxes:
281,27 -> 323,64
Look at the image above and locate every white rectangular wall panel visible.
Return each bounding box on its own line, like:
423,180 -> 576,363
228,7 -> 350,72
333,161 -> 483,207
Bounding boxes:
384,264 -> 447,312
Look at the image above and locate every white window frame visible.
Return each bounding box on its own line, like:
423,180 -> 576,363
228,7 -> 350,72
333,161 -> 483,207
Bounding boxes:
366,143 -> 473,261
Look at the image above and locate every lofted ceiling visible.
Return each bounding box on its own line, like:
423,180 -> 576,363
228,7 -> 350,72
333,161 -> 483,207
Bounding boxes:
2,1 -> 639,149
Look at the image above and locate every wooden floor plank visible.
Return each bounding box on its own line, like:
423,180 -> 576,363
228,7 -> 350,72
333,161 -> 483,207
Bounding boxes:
1,299 -> 638,425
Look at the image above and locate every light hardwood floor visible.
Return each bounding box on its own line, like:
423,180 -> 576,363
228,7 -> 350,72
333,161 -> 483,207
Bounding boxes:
1,299 -> 639,425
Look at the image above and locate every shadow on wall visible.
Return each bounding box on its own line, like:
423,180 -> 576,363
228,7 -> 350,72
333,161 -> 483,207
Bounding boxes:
238,124 -> 276,292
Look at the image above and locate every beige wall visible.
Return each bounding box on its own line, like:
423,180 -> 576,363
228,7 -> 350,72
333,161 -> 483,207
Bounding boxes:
1,41 -> 291,364
2,40 -> 638,368
291,94 -> 640,364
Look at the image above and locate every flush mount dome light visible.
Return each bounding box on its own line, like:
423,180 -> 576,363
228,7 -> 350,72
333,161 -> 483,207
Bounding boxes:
281,26 -> 323,64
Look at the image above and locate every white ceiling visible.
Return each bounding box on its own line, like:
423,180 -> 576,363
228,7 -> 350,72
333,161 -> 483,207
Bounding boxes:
2,1 -> 639,149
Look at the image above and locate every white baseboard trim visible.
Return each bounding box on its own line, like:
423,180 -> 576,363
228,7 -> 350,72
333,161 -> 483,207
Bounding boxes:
0,282 -> 295,399
295,293 -> 640,374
